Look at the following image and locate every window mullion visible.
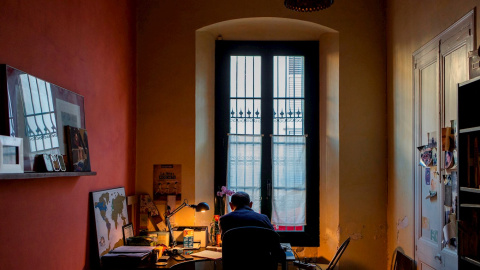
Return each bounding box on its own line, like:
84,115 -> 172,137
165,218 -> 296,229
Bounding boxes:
261,49 -> 273,217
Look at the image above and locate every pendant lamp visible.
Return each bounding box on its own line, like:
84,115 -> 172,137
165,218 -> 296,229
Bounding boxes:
284,0 -> 334,12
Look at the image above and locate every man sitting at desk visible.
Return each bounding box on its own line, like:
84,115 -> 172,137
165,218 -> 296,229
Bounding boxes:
219,191 -> 275,238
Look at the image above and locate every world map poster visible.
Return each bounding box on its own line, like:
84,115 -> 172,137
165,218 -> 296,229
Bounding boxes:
92,187 -> 129,258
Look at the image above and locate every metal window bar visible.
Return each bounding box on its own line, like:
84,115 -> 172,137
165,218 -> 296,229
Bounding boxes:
230,56 -> 261,136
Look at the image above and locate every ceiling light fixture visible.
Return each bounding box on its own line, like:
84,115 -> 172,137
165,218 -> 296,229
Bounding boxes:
284,0 -> 334,12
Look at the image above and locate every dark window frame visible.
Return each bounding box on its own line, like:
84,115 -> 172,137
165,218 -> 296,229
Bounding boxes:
215,40 -> 319,246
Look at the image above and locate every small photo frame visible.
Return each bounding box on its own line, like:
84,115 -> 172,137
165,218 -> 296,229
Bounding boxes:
122,223 -> 134,245
58,155 -> 67,172
0,136 -> 24,173
50,154 -> 61,172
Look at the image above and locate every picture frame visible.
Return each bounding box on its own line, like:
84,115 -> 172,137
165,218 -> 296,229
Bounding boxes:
0,135 -> 24,173
0,65 -> 85,172
91,187 -> 128,258
153,164 -> 182,201
50,154 -> 61,171
42,154 -> 54,172
122,223 -> 134,245
58,154 -> 66,171
66,126 -> 91,172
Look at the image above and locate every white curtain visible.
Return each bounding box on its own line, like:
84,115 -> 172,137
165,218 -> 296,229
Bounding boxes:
271,135 -> 306,226
227,135 -> 262,213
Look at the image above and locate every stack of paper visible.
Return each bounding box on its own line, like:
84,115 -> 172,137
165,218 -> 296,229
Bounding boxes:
101,246 -> 155,267
191,250 -> 222,260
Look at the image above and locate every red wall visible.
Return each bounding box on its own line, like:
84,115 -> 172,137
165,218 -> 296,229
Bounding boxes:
0,1 -> 136,269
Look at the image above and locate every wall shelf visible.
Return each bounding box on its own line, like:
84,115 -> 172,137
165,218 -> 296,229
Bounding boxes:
462,256 -> 480,267
460,187 -> 480,193
460,204 -> 480,208
0,171 -> 97,180
460,126 -> 480,134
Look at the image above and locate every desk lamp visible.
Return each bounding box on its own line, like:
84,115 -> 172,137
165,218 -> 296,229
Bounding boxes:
164,199 -> 210,246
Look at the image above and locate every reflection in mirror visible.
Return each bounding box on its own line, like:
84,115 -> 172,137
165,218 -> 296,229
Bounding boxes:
18,74 -> 58,153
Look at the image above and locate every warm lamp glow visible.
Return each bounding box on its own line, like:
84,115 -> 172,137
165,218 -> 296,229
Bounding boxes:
164,200 -> 210,246
193,202 -> 210,212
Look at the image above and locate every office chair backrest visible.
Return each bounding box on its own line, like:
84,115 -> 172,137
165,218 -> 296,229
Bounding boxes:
393,249 -> 414,270
326,237 -> 350,270
222,226 -> 285,270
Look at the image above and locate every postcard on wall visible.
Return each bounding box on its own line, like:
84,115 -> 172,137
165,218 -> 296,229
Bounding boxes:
427,132 -> 437,148
418,145 -> 432,167
425,168 -> 431,185
153,164 -> 182,201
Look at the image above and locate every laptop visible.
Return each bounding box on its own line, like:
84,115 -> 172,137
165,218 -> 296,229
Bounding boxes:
280,243 -> 296,261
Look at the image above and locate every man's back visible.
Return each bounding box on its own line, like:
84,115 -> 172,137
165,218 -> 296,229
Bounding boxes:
220,206 -> 274,238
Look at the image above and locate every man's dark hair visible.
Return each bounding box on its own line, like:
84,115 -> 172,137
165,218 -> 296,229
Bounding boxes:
230,191 -> 250,207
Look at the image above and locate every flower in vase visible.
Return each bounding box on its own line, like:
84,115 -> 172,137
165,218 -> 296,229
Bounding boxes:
216,186 -> 235,197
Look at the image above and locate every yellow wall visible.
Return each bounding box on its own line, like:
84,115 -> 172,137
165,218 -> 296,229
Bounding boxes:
137,0 -> 387,268
386,0 -> 480,267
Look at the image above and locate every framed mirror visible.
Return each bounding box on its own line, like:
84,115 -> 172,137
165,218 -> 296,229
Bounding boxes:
0,65 -> 85,172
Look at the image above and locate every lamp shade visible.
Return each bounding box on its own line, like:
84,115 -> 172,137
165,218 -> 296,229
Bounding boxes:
193,202 -> 210,212
284,0 -> 334,12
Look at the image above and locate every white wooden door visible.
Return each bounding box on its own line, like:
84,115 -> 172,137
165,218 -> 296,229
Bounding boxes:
415,45 -> 442,270
414,10 -> 474,270
438,17 -> 472,270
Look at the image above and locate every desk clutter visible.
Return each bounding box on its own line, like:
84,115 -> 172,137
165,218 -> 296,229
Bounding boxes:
92,189 -> 215,268
100,226 -> 220,268
171,226 -> 208,247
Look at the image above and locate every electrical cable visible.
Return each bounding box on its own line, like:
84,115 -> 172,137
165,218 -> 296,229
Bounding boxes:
291,248 -> 300,261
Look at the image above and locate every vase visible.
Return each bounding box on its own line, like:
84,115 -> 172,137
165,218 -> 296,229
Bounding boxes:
215,196 -> 226,216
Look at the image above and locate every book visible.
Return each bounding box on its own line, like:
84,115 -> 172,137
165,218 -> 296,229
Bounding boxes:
66,126 -> 91,172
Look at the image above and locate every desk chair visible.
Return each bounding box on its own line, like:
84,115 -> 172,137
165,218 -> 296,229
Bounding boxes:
222,226 -> 287,270
393,249 -> 414,270
315,237 -> 350,270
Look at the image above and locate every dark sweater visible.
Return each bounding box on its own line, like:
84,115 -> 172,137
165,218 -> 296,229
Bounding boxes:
219,206 -> 275,238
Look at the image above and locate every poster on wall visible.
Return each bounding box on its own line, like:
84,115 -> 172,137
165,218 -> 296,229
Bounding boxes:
91,187 -> 128,258
153,164 -> 182,202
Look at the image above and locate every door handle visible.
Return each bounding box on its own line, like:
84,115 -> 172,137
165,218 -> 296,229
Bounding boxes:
434,253 -> 442,263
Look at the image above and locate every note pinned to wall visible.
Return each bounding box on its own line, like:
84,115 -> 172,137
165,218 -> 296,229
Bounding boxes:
425,168 -> 431,185
443,221 -> 456,242
422,216 -> 429,229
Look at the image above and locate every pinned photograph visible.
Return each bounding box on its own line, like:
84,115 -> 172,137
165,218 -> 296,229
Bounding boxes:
427,132 -> 437,148
445,151 -> 454,169
418,145 -> 432,167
